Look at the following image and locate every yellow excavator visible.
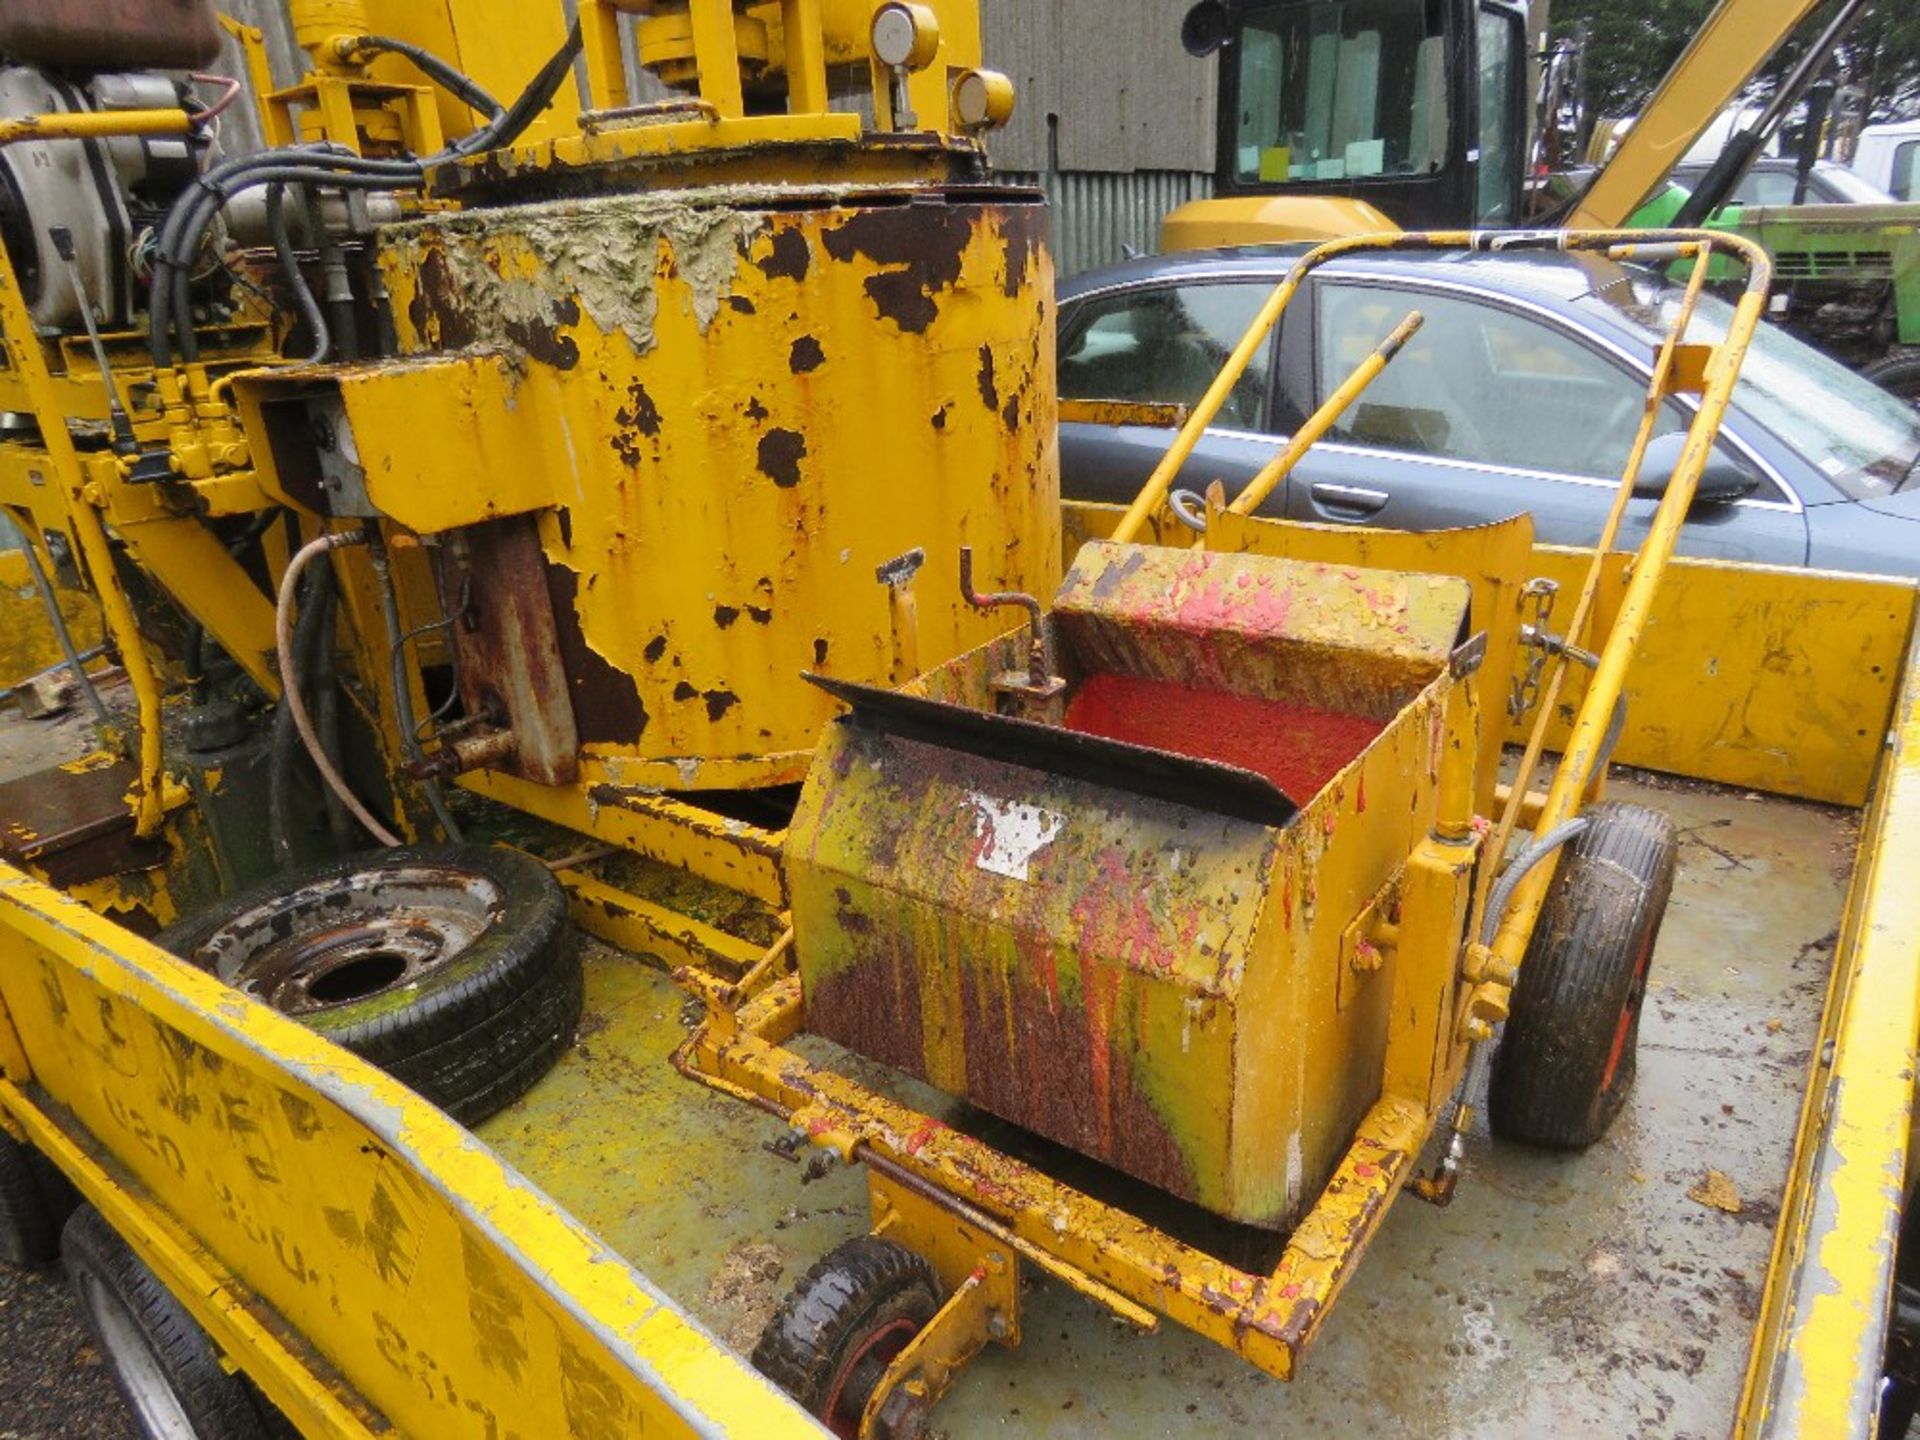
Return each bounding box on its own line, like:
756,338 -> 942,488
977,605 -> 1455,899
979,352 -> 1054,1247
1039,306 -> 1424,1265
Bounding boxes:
1162,0 -> 1843,249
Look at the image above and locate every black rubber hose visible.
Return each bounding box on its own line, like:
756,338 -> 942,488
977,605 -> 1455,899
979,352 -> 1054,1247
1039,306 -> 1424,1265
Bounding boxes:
349,35 -> 505,123
266,183 -> 330,365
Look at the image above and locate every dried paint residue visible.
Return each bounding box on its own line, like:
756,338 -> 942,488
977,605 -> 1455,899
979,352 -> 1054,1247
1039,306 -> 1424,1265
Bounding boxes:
1064,673 -> 1382,802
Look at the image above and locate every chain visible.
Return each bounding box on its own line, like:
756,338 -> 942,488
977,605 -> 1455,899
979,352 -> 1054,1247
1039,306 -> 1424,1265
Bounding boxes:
1509,578 -> 1560,720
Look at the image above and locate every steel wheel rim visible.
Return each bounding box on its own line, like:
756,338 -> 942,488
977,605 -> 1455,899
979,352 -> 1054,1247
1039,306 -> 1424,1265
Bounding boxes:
191,863 -> 503,1016
76,1269 -> 197,1439
824,1317 -> 918,1438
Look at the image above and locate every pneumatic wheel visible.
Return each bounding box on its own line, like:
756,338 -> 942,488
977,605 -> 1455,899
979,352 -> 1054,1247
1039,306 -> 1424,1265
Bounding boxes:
1489,802 -> 1678,1149
752,1236 -> 942,1439
158,845 -> 580,1126
1865,352 -> 1920,413
0,1129 -> 77,1266
62,1205 -> 268,1440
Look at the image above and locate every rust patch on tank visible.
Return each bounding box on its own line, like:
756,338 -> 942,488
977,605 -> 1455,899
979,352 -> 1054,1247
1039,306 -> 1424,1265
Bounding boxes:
727,294 -> 756,315
643,634 -> 667,663
758,429 -> 807,489
999,204 -> 1044,299
820,202 -> 972,335
714,605 -> 741,630
503,295 -> 581,370
789,336 -> 825,374
757,227 -> 812,282
544,562 -> 649,746
410,248 -> 481,350
806,952 -> 926,1079
976,345 -> 999,410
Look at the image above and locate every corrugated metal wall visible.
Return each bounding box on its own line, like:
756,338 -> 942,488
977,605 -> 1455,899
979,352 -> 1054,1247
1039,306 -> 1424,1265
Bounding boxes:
1000,169 -> 1214,277
980,1 -> 1217,174
981,2 -> 1217,275
209,0 -> 1214,277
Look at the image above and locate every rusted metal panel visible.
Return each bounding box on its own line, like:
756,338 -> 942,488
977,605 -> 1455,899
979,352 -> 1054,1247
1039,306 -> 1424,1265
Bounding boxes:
0,754 -> 167,888
439,516 -> 582,787
0,0 -> 222,70
377,184 -> 1060,792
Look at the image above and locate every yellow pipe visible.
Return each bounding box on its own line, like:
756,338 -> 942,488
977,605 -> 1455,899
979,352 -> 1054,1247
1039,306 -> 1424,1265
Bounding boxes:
1487,230 -> 1773,973
0,110 -> 192,145
1225,309 -> 1423,518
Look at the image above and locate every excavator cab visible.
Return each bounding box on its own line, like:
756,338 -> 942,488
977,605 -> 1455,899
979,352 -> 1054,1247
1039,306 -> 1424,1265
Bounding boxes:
1164,0 -> 1533,249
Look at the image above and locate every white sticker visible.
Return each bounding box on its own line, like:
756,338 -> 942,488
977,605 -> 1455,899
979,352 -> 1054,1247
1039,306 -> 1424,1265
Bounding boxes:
967,795 -> 1066,882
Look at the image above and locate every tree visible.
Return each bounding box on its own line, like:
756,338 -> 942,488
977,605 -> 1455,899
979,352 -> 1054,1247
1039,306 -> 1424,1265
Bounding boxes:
1554,0 -> 1920,125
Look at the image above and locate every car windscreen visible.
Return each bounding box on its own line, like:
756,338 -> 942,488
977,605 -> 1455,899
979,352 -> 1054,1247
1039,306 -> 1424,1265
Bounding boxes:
1588,284 -> 1920,500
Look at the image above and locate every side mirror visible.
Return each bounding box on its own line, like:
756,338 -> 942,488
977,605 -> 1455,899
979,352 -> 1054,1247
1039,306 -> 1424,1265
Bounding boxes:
1181,1 -> 1232,57
1632,430 -> 1760,507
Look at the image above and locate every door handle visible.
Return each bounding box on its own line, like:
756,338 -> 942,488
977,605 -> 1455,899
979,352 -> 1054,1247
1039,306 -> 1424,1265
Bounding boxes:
1310,482 -> 1389,518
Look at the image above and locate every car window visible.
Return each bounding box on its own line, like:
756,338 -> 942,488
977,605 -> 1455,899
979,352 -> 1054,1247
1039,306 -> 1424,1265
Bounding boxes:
1896,140 -> 1919,201
1059,283 -> 1274,429
1732,169 -> 1814,207
1315,281 -> 1687,477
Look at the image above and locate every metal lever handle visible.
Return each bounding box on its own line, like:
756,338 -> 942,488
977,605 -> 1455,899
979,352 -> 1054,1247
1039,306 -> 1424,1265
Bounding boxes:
958,546 -> 1057,681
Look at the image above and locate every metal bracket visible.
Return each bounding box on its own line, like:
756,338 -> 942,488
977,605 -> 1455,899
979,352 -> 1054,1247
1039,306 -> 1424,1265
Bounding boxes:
863,1171 -> 1021,1438
1448,631 -> 1489,680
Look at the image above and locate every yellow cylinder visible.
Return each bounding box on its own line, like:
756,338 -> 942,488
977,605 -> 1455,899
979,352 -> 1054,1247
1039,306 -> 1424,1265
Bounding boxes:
290,0 -> 371,66
377,182 -> 1060,792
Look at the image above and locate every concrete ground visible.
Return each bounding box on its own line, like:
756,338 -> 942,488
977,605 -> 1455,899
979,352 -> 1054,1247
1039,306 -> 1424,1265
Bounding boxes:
0,685 -> 136,1440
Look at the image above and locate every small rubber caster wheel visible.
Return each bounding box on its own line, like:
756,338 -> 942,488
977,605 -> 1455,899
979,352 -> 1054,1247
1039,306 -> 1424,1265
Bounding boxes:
1490,802 -> 1678,1148
751,1235 -> 942,1439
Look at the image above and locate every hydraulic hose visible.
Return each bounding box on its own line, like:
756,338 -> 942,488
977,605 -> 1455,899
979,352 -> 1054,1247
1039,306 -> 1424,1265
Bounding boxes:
276,532 -> 401,848
347,36 -> 505,125
265,183 -> 329,364
152,21 -> 581,367
310,578 -> 353,846
268,551 -> 335,863
1479,818 -> 1592,948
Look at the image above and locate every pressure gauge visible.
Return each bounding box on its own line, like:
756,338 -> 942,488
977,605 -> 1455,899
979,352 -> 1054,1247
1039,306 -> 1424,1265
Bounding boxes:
953,69 -> 1015,133
872,3 -> 941,72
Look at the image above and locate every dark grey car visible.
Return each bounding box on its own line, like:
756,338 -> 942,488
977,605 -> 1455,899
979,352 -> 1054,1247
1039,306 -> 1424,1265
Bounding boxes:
1057,247 -> 1920,577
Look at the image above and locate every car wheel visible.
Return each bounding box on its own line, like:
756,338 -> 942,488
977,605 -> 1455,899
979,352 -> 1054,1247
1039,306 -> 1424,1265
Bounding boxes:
1865,353 -> 1920,413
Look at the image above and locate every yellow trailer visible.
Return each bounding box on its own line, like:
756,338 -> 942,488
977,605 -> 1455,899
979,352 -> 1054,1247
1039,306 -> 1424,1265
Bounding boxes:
0,2 -> 1914,1436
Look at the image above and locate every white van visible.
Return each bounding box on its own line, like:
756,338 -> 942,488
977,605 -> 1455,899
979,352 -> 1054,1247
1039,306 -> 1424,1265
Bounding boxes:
1853,119 -> 1920,201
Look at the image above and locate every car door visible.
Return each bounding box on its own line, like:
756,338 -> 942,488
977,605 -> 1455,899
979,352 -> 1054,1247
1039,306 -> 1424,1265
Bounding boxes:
1057,278 -> 1289,512
1282,275 -> 1811,566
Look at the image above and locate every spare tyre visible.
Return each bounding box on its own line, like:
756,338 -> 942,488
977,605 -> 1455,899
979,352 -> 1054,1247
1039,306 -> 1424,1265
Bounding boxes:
158,845 -> 580,1126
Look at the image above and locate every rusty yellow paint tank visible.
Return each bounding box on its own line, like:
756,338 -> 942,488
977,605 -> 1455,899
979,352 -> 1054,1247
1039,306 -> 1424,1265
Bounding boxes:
786,541 -> 1472,1229
371,181 -> 1059,791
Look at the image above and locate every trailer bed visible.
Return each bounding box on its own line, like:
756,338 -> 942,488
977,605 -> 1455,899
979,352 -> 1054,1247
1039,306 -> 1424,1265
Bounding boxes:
478,770 -> 1849,1437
